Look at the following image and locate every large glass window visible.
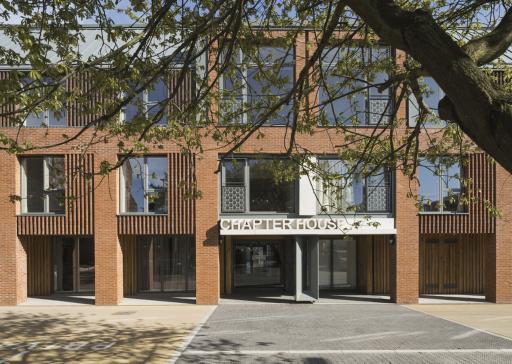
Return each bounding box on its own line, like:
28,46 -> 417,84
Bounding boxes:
120,156 -> 168,214
418,157 -> 465,213
220,46 -> 294,125
319,46 -> 392,126
221,158 -> 296,213
408,76 -> 447,128
319,239 -> 357,290
22,77 -> 67,127
138,236 -> 195,292
21,156 -> 65,214
122,77 -> 168,125
317,159 -> 391,214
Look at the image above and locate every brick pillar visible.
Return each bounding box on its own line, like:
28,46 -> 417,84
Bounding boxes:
0,154 -> 27,305
94,153 -> 123,305
391,169 -> 419,304
195,153 -> 219,304
486,164 -> 512,303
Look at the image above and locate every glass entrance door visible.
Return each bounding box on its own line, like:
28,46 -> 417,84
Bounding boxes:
233,240 -> 283,288
138,236 -> 195,292
319,238 -> 356,289
54,237 -> 95,292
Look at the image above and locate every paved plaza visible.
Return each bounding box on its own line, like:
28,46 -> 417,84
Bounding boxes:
177,303 -> 512,363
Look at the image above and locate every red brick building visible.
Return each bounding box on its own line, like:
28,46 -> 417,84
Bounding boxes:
1,29 -> 512,306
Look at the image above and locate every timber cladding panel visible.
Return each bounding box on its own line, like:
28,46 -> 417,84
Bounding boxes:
121,236 -> 138,296
419,153 -> 496,234
24,236 -> 54,296
420,234 -> 489,294
117,152 -> 196,235
17,154 -> 95,235
356,235 -> 391,295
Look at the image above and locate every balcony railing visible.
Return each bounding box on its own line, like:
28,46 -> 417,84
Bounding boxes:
221,185 -> 246,213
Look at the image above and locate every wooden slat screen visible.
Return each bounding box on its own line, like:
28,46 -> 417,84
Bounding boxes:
420,234 -> 488,294
0,71 -> 17,127
24,236 -> 54,296
419,153 -> 495,234
17,154 -> 95,235
357,235 -> 390,294
169,69 -> 195,116
117,152 -> 196,235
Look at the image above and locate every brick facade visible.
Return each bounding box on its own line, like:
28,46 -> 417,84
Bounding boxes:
0,30 -> 511,306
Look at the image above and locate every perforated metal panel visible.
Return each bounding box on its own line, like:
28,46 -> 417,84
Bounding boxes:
369,99 -> 391,125
367,186 -> 389,212
222,186 -> 246,213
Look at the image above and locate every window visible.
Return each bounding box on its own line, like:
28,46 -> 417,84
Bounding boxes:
22,77 -> 67,127
122,77 -> 168,125
21,156 -> 65,214
221,158 -> 296,213
220,46 -> 295,125
408,76 -> 447,128
418,157 -> 465,213
317,159 -> 391,214
319,46 -> 392,126
120,156 -> 168,214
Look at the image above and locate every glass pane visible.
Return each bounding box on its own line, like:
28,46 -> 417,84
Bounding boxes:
234,240 -> 282,287
419,159 -> 441,212
47,157 -> 65,214
147,157 -> 168,214
147,78 -> 168,125
248,159 -> 295,212
125,92 -> 144,123
78,238 -> 95,292
48,108 -> 66,127
319,240 -> 332,288
138,237 -> 161,292
122,157 -> 145,212
24,158 -> 45,213
257,46 -> 294,64
332,239 -> 356,288
442,161 -> 463,212
224,159 -> 245,185
55,238 -> 75,292
25,111 -> 46,127
409,77 -> 446,127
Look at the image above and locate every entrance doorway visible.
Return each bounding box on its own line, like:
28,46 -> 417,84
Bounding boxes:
137,236 -> 195,292
233,240 -> 284,289
54,237 -> 95,293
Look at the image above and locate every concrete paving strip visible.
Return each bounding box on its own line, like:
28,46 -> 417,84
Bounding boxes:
182,349 -> 512,355
405,304 -> 512,341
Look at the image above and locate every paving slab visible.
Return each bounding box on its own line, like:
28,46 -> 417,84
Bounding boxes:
177,303 -> 512,363
408,304 -> 512,339
0,305 -> 215,363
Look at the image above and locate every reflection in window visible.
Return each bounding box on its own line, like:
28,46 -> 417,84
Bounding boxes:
121,156 -> 168,214
408,77 -> 447,128
317,159 -> 391,213
319,46 -> 392,126
220,47 -> 294,125
22,77 -> 67,127
21,156 -> 65,214
122,77 -> 168,125
221,158 -> 296,213
418,157 -> 465,213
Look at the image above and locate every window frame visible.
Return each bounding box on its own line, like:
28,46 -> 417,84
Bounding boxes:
22,77 -> 67,128
120,77 -> 169,125
221,157 -> 297,213
407,76 -> 447,128
119,155 -> 169,215
418,157 -> 467,214
219,45 -> 296,126
318,45 -> 394,127
316,158 -> 392,214
20,156 -> 66,215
